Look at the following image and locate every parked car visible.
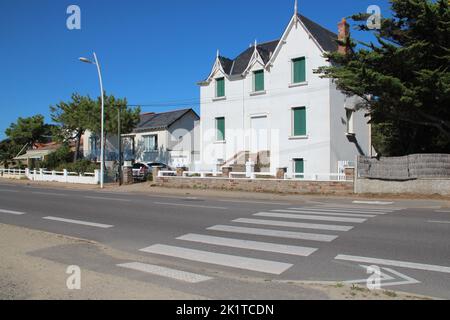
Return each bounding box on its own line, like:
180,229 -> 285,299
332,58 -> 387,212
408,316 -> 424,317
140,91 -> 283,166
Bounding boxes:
132,162 -> 174,181
132,163 -> 150,181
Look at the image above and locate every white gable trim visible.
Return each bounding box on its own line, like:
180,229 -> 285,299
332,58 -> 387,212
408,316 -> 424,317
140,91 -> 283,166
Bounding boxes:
266,14 -> 327,68
242,46 -> 266,76
205,57 -> 229,83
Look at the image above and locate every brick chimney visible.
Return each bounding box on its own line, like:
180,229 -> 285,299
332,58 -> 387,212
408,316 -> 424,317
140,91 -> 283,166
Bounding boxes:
337,18 -> 350,55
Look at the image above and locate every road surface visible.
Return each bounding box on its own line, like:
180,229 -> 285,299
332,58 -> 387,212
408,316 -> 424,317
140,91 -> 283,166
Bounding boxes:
0,180 -> 449,299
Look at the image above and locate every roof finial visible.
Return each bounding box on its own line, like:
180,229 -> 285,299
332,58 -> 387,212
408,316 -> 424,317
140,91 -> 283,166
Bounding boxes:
254,39 -> 257,47
294,0 -> 298,15
216,49 -> 220,58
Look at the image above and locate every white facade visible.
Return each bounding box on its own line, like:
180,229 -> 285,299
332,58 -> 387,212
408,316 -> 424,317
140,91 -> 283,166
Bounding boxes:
198,12 -> 371,175
83,110 -> 200,170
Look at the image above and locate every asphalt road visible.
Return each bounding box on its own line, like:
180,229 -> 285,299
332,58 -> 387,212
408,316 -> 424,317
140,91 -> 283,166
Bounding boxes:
0,181 -> 449,299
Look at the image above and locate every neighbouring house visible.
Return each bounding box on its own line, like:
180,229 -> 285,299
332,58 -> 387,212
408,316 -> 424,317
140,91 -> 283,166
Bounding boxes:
197,4 -> 371,177
13,141 -> 78,168
83,109 -> 200,169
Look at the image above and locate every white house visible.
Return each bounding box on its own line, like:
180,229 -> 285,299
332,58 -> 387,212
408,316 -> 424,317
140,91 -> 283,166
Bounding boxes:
197,4 -> 371,177
83,109 -> 200,169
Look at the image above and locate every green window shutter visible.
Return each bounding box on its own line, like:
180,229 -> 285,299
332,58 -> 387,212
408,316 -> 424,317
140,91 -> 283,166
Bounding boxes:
295,159 -> 304,174
216,117 -> 225,141
216,78 -> 225,97
293,107 -> 307,136
293,57 -> 306,83
254,70 -> 264,92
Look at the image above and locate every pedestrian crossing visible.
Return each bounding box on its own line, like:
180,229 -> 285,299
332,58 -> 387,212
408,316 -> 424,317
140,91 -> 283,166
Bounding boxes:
120,203 -> 401,283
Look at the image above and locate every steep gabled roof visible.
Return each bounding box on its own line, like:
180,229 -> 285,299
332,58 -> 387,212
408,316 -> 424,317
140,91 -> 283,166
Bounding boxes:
298,14 -> 338,53
133,109 -> 199,133
208,15 -> 338,79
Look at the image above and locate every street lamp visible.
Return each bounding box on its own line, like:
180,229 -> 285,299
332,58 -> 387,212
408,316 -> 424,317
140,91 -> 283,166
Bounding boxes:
79,52 -> 105,189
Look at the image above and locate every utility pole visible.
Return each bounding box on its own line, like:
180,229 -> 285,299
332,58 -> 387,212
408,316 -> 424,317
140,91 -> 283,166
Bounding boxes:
118,106 -> 122,186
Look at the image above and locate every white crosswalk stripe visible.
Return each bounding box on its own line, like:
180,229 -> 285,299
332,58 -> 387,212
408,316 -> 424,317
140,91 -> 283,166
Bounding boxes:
140,244 -> 293,275
314,204 -> 402,211
290,207 -> 390,215
131,202 -> 390,277
117,262 -> 213,283
207,225 -> 338,242
177,233 -> 317,256
233,218 -> 354,232
254,212 -> 367,223
273,209 -> 376,218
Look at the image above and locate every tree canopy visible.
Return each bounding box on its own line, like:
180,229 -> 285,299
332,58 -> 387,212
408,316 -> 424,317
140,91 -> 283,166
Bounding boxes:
318,0 -> 450,156
5,115 -> 53,148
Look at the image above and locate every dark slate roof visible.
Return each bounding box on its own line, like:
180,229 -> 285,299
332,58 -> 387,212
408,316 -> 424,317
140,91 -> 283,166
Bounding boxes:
298,14 -> 338,53
216,15 -> 338,76
133,109 -> 199,133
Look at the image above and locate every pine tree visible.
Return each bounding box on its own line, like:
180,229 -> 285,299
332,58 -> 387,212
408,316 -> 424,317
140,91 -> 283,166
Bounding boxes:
318,0 -> 450,155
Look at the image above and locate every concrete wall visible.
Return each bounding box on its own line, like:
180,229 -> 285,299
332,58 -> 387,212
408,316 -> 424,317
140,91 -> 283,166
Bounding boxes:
155,176 -> 354,195
355,178 -> 450,196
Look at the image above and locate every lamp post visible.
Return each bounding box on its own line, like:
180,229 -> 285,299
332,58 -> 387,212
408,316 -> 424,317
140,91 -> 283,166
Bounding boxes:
79,53 -> 105,189
118,106 -> 122,186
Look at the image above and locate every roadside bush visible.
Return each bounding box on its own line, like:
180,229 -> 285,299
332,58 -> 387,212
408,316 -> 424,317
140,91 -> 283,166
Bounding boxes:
41,145 -> 73,170
57,159 -> 99,174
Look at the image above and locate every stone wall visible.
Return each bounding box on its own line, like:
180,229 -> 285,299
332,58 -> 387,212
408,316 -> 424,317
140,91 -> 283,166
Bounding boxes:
155,177 -> 354,195
355,178 -> 450,196
358,154 -> 450,181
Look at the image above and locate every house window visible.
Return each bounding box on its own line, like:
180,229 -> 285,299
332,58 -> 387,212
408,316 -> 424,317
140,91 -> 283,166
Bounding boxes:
216,78 -> 225,97
292,107 -> 307,136
292,57 -> 306,83
143,135 -> 158,152
216,117 -> 225,141
253,70 -> 265,92
89,136 -> 98,153
346,109 -> 355,134
294,159 -> 304,178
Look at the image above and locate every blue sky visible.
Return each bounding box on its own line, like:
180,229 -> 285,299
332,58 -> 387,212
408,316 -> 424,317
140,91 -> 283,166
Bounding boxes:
0,0 -> 391,140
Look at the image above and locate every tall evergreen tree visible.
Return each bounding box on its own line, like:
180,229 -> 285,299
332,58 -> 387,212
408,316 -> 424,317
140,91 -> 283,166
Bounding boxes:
318,0 -> 450,155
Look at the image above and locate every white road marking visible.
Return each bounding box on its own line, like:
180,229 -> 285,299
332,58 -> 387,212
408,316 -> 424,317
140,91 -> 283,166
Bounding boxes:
428,220 -> 450,224
117,262 -> 213,283
153,202 -> 228,210
207,225 -> 338,242
140,244 -> 293,275
85,196 -> 131,202
177,233 -> 317,257
435,210 -> 450,213
273,209 -> 376,218
42,216 -> 114,229
352,201 -> 394,205
0,189 -> 19,193
293,207 -> 390,214
234,218 -> 354,232
217,199 -> 290,206
32,192 -> 68,197
317,204 -> 403,211
345,265 -> 420,288
255,212 -> 367,224
0,208 -> 26,215
335,254 -> 450,274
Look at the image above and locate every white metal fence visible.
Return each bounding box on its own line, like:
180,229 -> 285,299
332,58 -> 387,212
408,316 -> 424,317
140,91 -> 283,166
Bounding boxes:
0,168 -> 100,185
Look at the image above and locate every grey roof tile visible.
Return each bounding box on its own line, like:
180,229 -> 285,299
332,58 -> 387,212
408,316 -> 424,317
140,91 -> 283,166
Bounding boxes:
133,109 -> 199,133
215,15 -> 338,76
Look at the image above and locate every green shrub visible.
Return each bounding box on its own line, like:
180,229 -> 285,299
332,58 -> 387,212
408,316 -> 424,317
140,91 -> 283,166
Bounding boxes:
41,145 -> 73,170
57,159 -> 99,174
